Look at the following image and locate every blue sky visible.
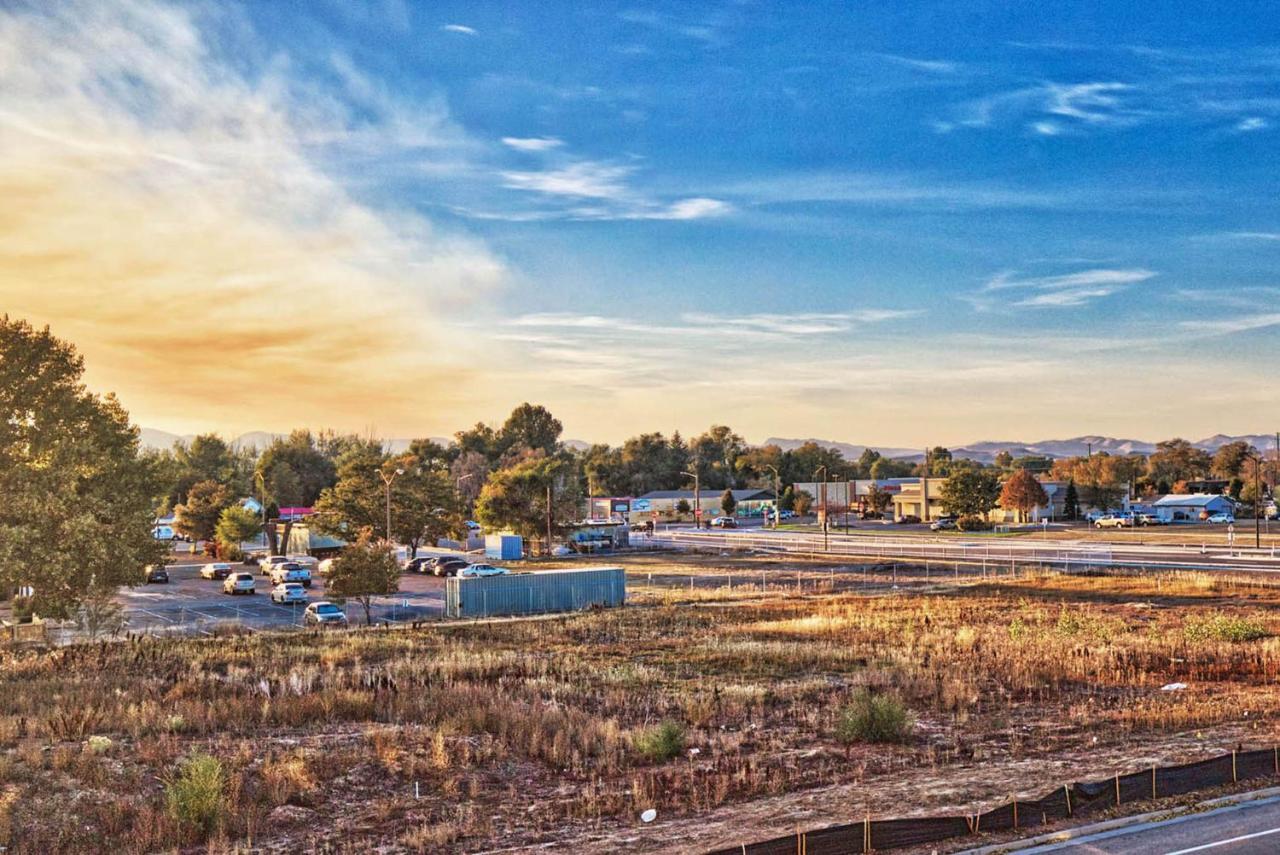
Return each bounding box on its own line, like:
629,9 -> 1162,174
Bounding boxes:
3,0 -> 1280,444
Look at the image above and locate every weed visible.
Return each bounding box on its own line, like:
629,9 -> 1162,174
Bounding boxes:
632,721 -> 686,762
1185,613 -> 1268,643
835,690 -> 913,744
164,752 -> 225,838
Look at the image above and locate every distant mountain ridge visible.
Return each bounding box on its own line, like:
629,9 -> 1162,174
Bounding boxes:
138,428 -> 588,454
764,434 -> 1280,463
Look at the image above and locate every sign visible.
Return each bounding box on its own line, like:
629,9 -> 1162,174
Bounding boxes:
694,509 -> 702,517
633,499 -> 651,512
611,499 -> 630,514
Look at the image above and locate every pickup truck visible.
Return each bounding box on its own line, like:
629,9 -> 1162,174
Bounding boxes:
270,562 -> 313,588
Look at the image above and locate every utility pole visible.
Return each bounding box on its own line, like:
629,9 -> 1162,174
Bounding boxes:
814,465 -> 828,551
681,470 -> 700,529
1246,452 -> 1263,549
546,482 -> 553,554
922,447 -> 930,522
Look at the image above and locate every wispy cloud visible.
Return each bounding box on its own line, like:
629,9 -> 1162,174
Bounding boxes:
1235,116 -> 1269,132
496,157 -> 731,221
501,136 -> 563,152
440,24 -> 477,36
1181,313 -> 1280,335
504,309 -> 917,340
868,53 -> 962,74
0,0 -> 505,435
500,161 -> 634,200
971,268 -> 1155,309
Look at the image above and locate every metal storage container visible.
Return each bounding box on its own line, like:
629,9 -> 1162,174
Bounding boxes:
484,534 -> 524,561
446,566 -> 625,618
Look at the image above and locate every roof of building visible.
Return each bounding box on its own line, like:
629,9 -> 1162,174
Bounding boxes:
1152,493 -> 1233,508
636,489 -> 775,501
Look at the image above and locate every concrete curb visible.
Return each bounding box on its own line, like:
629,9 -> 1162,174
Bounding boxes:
955,785 -> 1280,854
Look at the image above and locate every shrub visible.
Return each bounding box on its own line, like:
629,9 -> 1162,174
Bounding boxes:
164,752 -> 225,837
87,735 -> 113,755
955,515 -> 991,532
1184,614 -> 1267,643
632,721 -> 686,762
835,690 -> 913,744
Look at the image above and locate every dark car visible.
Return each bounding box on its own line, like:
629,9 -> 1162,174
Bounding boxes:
896,515 -> 922,525
404,556 -> 433,574
432,556 -> 470,577
144,565 -> 169,584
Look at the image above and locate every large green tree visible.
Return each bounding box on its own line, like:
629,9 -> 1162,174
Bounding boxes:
938,469 -> 1001,518
256,430 -> 337,507
215,505 -> 261,553
474,453 -> 581,547
0,317 -> 166,617
175,479 -> 232,543
325,529 -> 400,626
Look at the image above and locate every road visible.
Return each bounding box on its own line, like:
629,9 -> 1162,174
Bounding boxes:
647,527 -> 1280,575
1007,794 -> 1280,853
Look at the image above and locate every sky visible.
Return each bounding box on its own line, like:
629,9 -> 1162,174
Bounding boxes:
3,0 -> 1280,447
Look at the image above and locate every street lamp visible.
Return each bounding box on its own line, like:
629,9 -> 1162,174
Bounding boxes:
681,470 -> 700,528
814,465 -> 828,551
764,465 -> 781,529
1244,452 -> 1263,549
378,467 -> 405,544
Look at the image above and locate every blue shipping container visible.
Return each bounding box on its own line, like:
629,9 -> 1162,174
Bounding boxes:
485,534 -> 523,561
446,567 -> 625,618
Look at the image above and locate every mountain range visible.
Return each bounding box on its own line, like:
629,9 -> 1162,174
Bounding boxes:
137,428 -> 590,454
763,434 -> 1280,464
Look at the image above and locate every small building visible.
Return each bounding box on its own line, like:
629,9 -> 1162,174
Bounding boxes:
890,478 -> 950,521
632,489 -> 776,521
485,534 -> 524,561
1151,493 -> 1236,522
564,520 -> 629,552
585,497 -> 632,520
285,523 -> 346,557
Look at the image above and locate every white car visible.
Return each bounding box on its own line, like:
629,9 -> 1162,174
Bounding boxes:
457,563 -> 508,578
199,562 -> 233,580
223,572 -> 256,595
286,554 -> 318,569
271,562 -> 313,588
317,558 -> 337,576
1207,512 -> 1236,524
271,582 -> 307,604
304,601 -> 348,627
258,555 -> 290,576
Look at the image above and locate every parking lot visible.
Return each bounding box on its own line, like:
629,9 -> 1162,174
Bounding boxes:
115,556 -> 448,637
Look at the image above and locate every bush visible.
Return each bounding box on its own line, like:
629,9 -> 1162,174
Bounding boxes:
632,721 -> 686,762
955,515 -> 992,532
1184,614 -> 1267,643
164,752 -> 225,836
835,690 -> 913,744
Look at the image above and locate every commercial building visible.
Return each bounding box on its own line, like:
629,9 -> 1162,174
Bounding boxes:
890,478 -> 950,521
631,489 -> 776,521
1151,493 -> 1236,522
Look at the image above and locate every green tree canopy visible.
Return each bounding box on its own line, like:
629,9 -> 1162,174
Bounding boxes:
720,488 -> 737,515
474,453 -> 581,547
0,317 -> 165,617
939,469 -> 1001,518
175,479 -> 232,543
498,403 -> 563,457
326,529 -> 400,625
215,505 -> 261,552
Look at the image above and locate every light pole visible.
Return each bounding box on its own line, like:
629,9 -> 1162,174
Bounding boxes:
378,467 -> 405,544
1245,452 -> 1263,549
681,470 -> 700,529
814,465 -> 828,551
764,465 -> 780,529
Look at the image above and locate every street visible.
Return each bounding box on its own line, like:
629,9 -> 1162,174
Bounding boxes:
1007,794 -> 1280,854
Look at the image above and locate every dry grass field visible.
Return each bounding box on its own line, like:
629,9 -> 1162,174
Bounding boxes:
3,556 -> 1280,853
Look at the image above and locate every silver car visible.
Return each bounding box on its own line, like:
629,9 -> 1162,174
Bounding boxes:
457,563 -> 508,578
304,601 -> 348,627
271,582 -> 307,604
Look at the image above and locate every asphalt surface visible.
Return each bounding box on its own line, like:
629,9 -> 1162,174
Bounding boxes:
117,557 -> 447,636
1013,794 -> 1280,853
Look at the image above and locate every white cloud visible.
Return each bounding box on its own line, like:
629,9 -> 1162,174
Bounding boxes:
441,24 -> 477,35
644,197 -> 732,220
501,136 -> 563,152
1045,82 -> 1133,124
1236,116 -> 1268,132
500,161 -> 634,200
868,53 -> 961,74
1031,121 -> 1064,136
1181,313 -> 1280,335
974,268 -> 1155,309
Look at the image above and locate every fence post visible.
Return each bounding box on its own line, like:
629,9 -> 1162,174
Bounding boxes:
1012,798 -> 1018,829
1114,773 -> 1121,806
1152,766 -> 1157,800
1064,785 -> 1072,816
1233,750 -> 1238,783
864,812 -> 871,853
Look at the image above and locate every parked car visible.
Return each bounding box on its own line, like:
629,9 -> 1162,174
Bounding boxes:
1095,513 -> 1134,528
223,572 -> 256,595
432,556 -> 470,577
199,562 -> 233,580
896,515 -> 922,525
144,565 -> 169,584
1135,513 -> 1167,527
464,520 -> 482,531
711,516 -> 738,528
271,582 -> 308,604
304,601 -> 348,627
286,554 -> 318,570
243,550 -> 267,566
258,555 -> 290,576
404,556 -> 433,573
930,517 -> 957,531
1207,512 -> 1236,524
778,509 -> 796,520
317,557 -> 337,576
1085,510 -> 1107,523
271,562 -> 312,588
457,563 -> 508,578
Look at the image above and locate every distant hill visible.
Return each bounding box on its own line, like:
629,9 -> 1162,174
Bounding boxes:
763,434 -> 1279,463
138,428 -> 586,455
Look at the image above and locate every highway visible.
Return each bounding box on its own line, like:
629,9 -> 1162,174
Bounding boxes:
1008,794 -> 1280,853
647,528 -> 1280,575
